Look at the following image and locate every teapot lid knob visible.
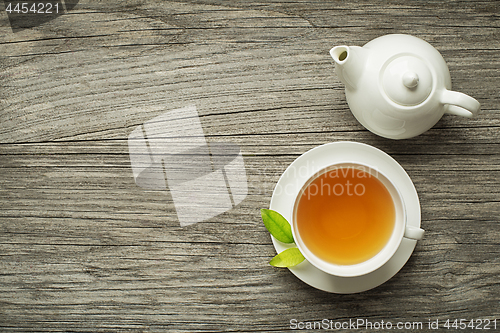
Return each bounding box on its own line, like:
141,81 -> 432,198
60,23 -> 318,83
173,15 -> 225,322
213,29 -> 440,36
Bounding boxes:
382,56 -> 433,106
403,72 -> 419,89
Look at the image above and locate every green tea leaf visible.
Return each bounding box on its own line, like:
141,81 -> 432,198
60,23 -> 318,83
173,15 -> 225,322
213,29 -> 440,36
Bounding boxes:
269,248 -> 305,267
260,209 -> 294,243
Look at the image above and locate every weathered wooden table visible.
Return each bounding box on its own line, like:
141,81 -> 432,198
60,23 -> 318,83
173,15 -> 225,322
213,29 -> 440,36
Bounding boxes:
1,1 -> 499,332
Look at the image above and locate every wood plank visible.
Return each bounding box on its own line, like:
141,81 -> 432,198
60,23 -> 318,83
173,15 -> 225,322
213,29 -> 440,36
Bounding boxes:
0,0 -> 499,331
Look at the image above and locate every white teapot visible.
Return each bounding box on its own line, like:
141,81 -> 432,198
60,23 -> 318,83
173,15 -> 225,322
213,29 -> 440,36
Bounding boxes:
330,34 -> 480,139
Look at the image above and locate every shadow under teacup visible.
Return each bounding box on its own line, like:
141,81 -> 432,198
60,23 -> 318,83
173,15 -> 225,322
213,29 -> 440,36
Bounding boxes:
291,162 -> 424,277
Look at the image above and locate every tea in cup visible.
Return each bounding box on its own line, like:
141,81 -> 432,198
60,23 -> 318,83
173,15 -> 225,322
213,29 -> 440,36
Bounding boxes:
291,162 -> 424,277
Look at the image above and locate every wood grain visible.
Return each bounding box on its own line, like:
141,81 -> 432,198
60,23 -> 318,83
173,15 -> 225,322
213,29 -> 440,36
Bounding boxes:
1,0 -> 499,332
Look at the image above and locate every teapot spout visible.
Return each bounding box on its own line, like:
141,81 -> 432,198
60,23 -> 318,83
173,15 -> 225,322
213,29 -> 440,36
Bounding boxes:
330,45 -> 367,90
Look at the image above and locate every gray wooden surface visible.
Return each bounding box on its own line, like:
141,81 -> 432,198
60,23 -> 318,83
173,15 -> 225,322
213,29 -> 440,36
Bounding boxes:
1,0 -> 499,332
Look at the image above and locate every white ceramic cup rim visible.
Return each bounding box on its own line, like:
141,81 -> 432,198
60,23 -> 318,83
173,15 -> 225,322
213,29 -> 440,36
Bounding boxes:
291,162 -> 407,277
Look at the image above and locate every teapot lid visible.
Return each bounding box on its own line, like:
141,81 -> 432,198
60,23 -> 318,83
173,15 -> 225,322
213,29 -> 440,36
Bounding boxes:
382,56 -> 433,106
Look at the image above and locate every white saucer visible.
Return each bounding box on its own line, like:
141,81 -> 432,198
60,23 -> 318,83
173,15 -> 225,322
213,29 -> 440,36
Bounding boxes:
269,141 -> 421,294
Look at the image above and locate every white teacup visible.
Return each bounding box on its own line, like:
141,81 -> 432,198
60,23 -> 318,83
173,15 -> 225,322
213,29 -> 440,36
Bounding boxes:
291,162 -> 424,277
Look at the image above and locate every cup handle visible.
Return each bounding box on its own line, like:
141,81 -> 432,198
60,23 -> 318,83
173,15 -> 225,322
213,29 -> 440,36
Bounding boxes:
441,89 -> 480,118
404,225 -> 425,241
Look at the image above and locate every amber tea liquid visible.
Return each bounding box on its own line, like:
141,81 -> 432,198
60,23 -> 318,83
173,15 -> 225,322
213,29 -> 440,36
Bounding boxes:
294,166 -> 395,265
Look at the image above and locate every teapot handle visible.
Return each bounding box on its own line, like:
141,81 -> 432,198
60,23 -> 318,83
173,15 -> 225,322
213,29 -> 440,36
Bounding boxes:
440,90 -> 480,118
